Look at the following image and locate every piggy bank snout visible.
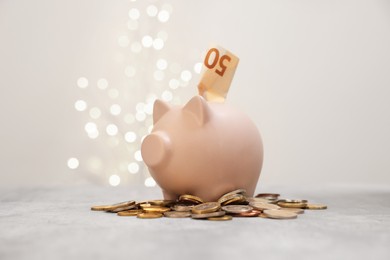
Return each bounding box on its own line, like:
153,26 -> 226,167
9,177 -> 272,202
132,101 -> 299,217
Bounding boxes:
141,131 -> 171,168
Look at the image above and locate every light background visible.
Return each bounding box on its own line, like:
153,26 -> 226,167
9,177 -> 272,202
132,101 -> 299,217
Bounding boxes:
0,0 -> 389,188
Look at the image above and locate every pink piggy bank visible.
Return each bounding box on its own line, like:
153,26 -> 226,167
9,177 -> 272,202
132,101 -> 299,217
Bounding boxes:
141,95 -> 263,202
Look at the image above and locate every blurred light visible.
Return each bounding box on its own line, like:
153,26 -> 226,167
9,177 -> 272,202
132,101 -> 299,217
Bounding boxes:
146,5 -> 158,17
158,10 -> 170,23
153,38 -> 164,50
136,111 -> 146,121
97,78 -> 108,90
118,35 -> 129,47
157,31 -> 168,41
144,177 -> 156,187
169,79 -> 180,89
108,89 -> 119,99
77,77 -> 88,88
148,125 -> 153,133
124,113 -> 135,124
162,90 -> 173,102
128,8 -> 140,20
128,162 -> 139,174
109,174 -> 121,186
146,93 -> 157,104
106,124 -> 118,136
124,131 -> 137,143
144,103 -> 153,115
89,107 -> 101,119
131,42 -> 142,53
127,20 -> 138,30
142,35 -> 153,48
156,59 -> 167,70
110,104 -> 121,116
194,62 -> 202,74
74,100 -> 87,111
85,122 -> 97,134
153,70 -> 164,81
125,66 -> 136,77
88,130 -> 99,139
181,70 -> 192,82
134,150 -> 143,161
67,157 -> 79,170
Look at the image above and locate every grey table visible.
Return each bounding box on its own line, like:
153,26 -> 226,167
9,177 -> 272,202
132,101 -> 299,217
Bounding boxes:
1,184 -> 389,260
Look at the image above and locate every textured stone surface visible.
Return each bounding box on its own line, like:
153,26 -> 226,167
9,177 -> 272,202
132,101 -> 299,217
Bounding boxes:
0,184 -> 389,260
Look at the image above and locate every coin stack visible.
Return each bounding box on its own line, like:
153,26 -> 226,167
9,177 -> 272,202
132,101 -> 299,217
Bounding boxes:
91,189 -> 327,221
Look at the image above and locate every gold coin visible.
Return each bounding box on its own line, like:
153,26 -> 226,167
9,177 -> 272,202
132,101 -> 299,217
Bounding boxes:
192,202 -> 221,214
263,209 -> 298,219
117,209 -> 142,216
163,211 -> 191,218
178,194 -> 204,204
281,208 -> 305,214
222,205 -> 253,214
139,203 -> 153,209
305,203 -> 327,210
207,215 -> 233,221
258,213 -> 269,218
147,200 -> 175,207
249,202 -> 280,211
246,197 -> 272,204
218,194 -> 246,206
142,206 -> 171,213
277,200 -> 307,209
91,200 -> 136,212
191,211 -> 225,219
219,189 -> 247,198
171,204 -> 193,212
137,212 -> 163,219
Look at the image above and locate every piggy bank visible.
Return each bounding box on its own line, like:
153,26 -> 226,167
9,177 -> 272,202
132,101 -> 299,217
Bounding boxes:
141,95 -> 263,202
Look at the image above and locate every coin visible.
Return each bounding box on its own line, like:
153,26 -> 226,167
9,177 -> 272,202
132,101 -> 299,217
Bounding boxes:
142,206 -> 171,213
220,189 -> 246,198
138,203 -> 153,209
91,200 -> 136,212
258,213 -> 268,218
277,199 -> 308,209
192,202 -> 221,214
305,203 -> 327,210
249,202 -> 280,210
222,205 -> 253,214
246,197 -> 272,204
207,215 -> 233,221
281,208 -> 305,214
148,200 -> 175,207
255,193 -> 280,201
171,204 -> 193,212
137,212 -> 163,219
191,211 -> 225,219
117,209 -> 142,216
218,194 -> 246,206
263,209 -> 298,219
163,211 -> 191,218
231,209 -> 262,217
178,194 -> 204,204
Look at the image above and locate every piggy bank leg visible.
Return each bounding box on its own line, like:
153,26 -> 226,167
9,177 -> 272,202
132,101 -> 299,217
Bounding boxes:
162,190 -> 178,201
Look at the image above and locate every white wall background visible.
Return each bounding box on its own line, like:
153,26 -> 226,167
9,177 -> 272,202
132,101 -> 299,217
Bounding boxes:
1,0 -> 389,187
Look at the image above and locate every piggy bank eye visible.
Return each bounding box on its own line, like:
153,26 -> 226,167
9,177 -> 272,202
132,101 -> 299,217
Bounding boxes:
183,95 -> 210,126
153,99 -> 171,124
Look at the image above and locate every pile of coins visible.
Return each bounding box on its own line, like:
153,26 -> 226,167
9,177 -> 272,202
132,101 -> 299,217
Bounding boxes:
91,189 -> 327,221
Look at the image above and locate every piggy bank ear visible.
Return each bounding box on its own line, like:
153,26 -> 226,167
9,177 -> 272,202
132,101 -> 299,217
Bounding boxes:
183,95 -> 210,125
153,99 -> 171,124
